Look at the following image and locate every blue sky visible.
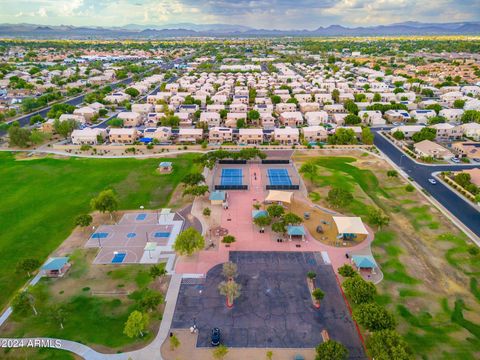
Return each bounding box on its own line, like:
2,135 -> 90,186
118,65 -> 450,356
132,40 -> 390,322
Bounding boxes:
1,0 -> 479,29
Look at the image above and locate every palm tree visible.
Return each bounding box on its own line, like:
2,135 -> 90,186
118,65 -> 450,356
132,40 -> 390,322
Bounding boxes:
218,280 -> 241,308
222,262 -> 238,280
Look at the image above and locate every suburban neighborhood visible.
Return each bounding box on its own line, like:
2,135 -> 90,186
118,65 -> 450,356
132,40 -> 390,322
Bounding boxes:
1,3 -> 480,360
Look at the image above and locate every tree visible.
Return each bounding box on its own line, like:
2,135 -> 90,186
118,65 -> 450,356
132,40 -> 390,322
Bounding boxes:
307,271 -> 317,280
327,188 -> 353,208
138,290 -> 164,312
29,114 -> 44,125
182,185 -> 209,197
361,127 -> 374,145
54,118 -> 78,138
218,280 -> 241,307
392,131 -> 405,140
125,87 -> 140,98
338,264 -> 356,278
344,114 -> 361,125
247,110 -> 260,122
342,275 -> 377,304
331,89 -> 340,103
367,206 -> 390,228
299,162 -> 317,181
222,261 -> 238,279
282,212 -> 302,225
387,170 -> 398,177
49,304 -> 68,329
453,99 -> 465,109
271,221 -> 287,234
344,100 -> 359,115
270,95 -> 281,105
266,204 -> 285,218
75,214 -> 92,229
149,264 -> 167,279
174,227 -> 205,256
182,173 -> 205,186
353,303 -> 396,331
427,115 -> 446,125
107,118 -> 123,128
8,125 -> 31,147
16,258 -> 40,277
373,93 -> 381,102
236,118 -> 246,129
328,128 -> 357,145
454,172 -> 471,188
124,310 -> 149,338
213,344 -> 229,359
12,289 -> 37,316
90,190 -> 118,219
170,333 -> 180,351
312,288 -> 325,302
29,129 -> 47,145
222,235 -> 236,244
254,215 -> 272,227
412,127 -> 436,143
461,110 -> 480,124
315,340 -> 349,360
366,330 -> 412,360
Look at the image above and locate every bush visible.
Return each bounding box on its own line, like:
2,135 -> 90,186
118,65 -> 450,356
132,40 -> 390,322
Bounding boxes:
80,144 -> 92,151
327,188 -> 353,208
405,184 -> 415,192
315,340 -> 349,360
222,235 -> 236,244
338,264 -> 356,277
353,303 -> 397,331
467,245 -> 479,256
342,275 -> 376,304
366,330 -> 412,360
203,208 -> 211,216
387,170 -> 398,177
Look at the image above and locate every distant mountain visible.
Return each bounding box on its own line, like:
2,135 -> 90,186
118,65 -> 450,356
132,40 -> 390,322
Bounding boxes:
0,21 -> 479,39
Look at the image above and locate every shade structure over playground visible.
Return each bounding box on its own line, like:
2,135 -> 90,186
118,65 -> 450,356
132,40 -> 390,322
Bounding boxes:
333,216 -> 369,235
265,190 -> 293,204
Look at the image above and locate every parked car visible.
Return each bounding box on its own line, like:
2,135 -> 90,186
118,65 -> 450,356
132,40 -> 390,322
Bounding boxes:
428,178 -> 437,185
472,158 -> 480,163
451,157 -> 460,163
211,327 -> 221,346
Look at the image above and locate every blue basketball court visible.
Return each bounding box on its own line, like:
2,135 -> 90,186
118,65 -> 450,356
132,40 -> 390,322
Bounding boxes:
267,168 -> 292,186
221,168 -> 243,186
111,252 -> 126,263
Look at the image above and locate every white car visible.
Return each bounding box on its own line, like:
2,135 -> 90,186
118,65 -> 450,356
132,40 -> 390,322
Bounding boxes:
428,178 -> 437,185
451,157 -> 460,163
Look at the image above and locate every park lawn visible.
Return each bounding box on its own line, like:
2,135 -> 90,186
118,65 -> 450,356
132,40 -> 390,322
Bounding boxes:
1,250 -> 168,357
294,150 -> 480,359
0,152 -> 199,310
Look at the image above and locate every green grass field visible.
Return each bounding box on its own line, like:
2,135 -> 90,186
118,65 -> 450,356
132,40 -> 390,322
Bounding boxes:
294,152 -> 480,359
0,152 -> 199,310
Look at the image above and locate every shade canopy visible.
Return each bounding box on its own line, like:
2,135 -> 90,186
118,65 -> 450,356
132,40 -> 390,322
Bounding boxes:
265,190 -> 293,204
210,190 -> 226,201
352,255 -> 377,269
287,225 -> 306,236
333,216 -> 369,235
41,257 -> 69,271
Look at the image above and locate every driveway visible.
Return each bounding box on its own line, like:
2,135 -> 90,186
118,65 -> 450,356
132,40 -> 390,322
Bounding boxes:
172,251 -> 366,359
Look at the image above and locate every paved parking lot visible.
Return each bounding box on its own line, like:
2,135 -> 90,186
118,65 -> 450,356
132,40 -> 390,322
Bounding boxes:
172,251 -> 366,359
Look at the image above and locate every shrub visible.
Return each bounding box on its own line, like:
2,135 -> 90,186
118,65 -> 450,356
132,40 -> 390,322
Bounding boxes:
342,275 -> 376,304
353,303 -> 397,331
203,208 -> 211,216
338,264 -> 356,277
222,235 -> 236,244
405,184 -> 415,192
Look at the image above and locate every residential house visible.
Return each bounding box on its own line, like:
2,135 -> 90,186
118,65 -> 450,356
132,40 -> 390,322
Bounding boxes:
109,128 -> 138,144
238,128 -> 263,145
273,127 -> 299,145
302,126 -> 328,143
414,140 -> 453,159
358,110 -> 385,126
209,127 -> 233,144
143,127 -> 172,142
305,111 -> 329,126
177,128 -> 203,143
199,112 -> 221,127
279,111 -> 303,127
118,112 -> 142,127
452,142 -> 480,159
385,110 -> 411,123
461,123 -> 480,141
390,125 -> 425,139
71,128 -> 106,145
73,106 -> 97,122
299,102 -> 320,113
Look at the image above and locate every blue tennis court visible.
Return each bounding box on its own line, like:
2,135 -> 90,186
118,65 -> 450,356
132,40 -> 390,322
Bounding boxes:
267,168 -> 292,186
91,232 -> 109,239
136,213 -> 147,221
221,168 -> 243,186
111,252 -> 126,263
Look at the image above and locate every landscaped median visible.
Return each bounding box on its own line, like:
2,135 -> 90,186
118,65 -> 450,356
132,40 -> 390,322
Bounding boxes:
439,171 -> 480,205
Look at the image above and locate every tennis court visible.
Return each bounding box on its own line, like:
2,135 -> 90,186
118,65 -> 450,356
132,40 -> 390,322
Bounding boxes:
267,168 -> 292,186
221,168 -> 243,186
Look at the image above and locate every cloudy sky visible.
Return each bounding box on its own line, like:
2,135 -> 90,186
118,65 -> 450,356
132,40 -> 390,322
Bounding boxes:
1,0 -> 479,29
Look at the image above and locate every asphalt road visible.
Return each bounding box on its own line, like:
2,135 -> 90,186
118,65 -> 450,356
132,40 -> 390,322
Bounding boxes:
373,130 -> 480,238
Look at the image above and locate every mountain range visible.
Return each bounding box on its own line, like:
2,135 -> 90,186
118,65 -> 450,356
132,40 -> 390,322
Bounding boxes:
0,21 -> 479,39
